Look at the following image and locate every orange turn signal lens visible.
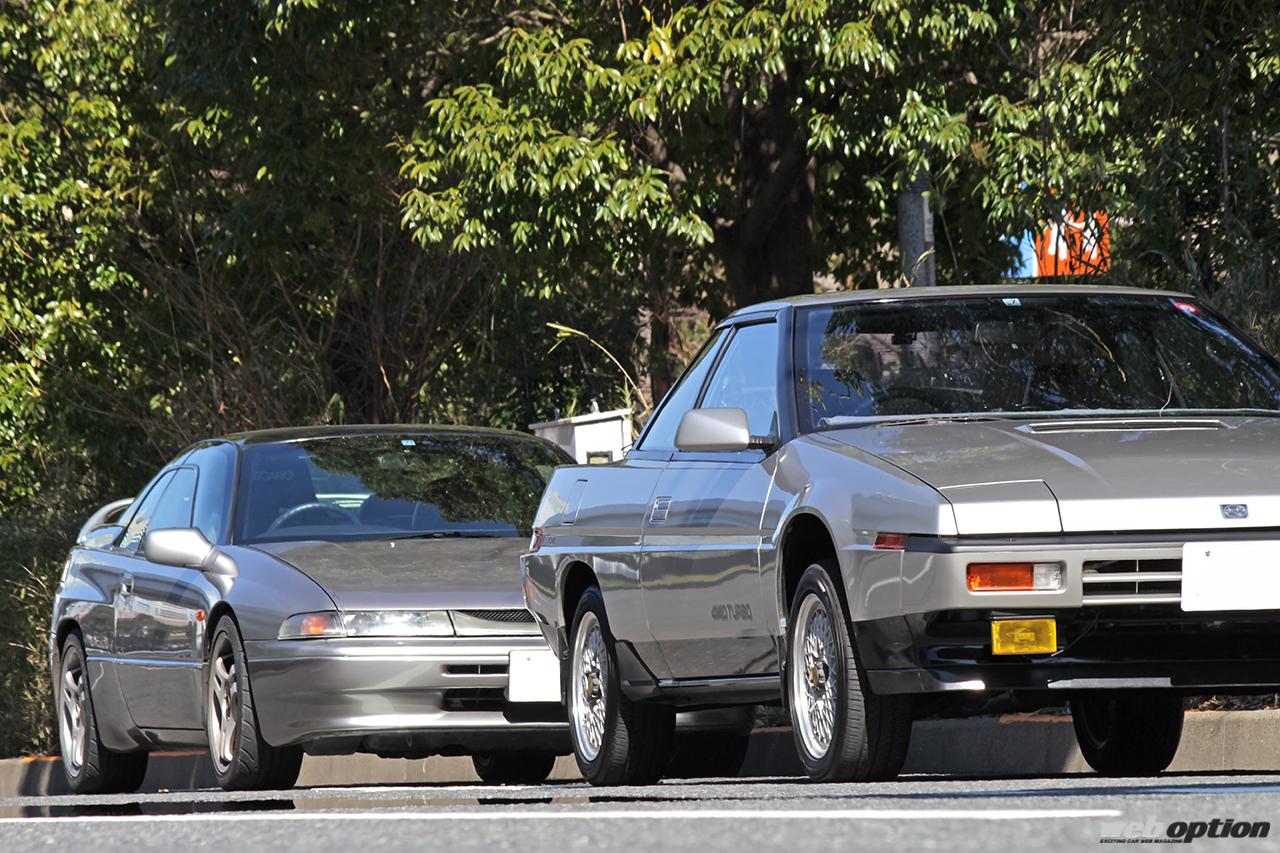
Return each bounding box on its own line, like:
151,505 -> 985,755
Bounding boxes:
278,611 -> 345,639
967,562 -> 1034,590
967,562 -> 1064,591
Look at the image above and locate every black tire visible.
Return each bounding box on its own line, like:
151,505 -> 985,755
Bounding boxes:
206,616 -> 303,791
567,586 -> 675,786
471,751 -> 558,785
56,634 -> 149,794
1071,690 -> 1184,776
666,730 -> 751,779
785,561 -> 913,783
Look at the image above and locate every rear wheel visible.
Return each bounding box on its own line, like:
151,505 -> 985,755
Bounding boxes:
1071,691 -> 1184,776
471,751 -> 557,785
207,616 -> 303,790
786,561 -> 913,783
56,634 -> 148,794
568,587 -> 674,786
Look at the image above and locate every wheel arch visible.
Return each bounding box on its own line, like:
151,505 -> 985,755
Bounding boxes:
54,617 -> 83,652
777,510 -> 842,617
204,602 -> 239,658
559,560 -> 599,633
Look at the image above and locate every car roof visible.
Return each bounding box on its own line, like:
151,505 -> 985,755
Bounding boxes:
220,423 -> 547,446
725,283 -> 1194,320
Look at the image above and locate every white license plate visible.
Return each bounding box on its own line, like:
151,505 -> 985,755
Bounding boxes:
1181,541 -> 1280,611
506,649 -> 562,703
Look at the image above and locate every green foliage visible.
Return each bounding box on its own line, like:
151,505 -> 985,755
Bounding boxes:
0,0 -> 149,502
3,0 -> 1280,756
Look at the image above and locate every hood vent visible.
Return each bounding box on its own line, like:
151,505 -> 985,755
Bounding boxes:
1021,418 -> 1229,434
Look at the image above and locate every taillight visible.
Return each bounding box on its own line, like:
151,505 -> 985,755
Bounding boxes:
529,527 -> 544,552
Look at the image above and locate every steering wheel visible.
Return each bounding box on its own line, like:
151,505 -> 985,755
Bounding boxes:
266,502 -> 357,533
871,385 -> 955,415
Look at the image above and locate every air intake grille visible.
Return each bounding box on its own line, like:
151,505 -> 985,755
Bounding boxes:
442,688 -> 506,712
1082,558 -> 1181,604
456,609 -> 535,623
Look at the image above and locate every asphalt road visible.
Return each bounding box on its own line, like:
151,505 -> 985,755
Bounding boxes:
4,774 -> 1280,851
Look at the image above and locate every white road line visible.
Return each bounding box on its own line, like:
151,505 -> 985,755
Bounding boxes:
0,808 -> 1121,825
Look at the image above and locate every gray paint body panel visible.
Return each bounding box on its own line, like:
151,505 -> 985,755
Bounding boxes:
50,425 -> 571,757
523,286 -> 1280,703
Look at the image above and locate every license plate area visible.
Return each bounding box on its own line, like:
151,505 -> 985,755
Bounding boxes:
506,648 -> 561,703
1181,541 -> 1280,611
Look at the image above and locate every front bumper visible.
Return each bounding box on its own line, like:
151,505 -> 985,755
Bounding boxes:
243,636 -> 569,755
861,605 -> 1280,695
864,531 -> 1280,695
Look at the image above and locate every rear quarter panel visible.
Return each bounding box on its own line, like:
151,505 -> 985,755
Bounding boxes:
524,461 -> 664,660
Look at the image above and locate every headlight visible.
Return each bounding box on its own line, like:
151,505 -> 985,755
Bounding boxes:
341,610 -> 454,637
278,611 -> 345,639
278,609 -> 455,638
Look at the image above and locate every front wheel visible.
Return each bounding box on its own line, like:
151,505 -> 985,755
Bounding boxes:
1071,691 -> 1184,776
206,616 -> 304,790
56,634 -> 149,794
786,561 -> 913,782
568,586 -> 674,785
471,751 -> 558,785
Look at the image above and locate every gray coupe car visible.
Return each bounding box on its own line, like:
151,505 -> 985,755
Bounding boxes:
51,425 -> 571,793
523,285 -> 1280,785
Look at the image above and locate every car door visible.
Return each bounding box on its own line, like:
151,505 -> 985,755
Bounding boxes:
114,464 -> 213,731
640,319 -> 782,679
583,328 -> 730,674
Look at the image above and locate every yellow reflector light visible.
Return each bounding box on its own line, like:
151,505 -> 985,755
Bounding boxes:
991,618 -> 1057,655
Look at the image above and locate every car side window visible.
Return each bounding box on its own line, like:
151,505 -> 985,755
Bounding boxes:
186,442 -> 236,544
698,322 -> 780,437
637,329 -> 727,452
118,471 -> 176,551
148,467 -> 198,534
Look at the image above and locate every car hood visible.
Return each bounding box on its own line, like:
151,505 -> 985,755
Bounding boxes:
253,537 -> 528,610
825,416 -> 1280,534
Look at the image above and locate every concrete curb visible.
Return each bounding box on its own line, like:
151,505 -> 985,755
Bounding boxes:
6,709 -> 1279,797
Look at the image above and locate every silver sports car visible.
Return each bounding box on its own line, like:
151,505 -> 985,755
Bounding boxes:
523,285 -> 1280,785
51,425 -> 571,793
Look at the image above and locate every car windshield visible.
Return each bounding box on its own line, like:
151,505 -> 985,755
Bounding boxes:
795,293 -> 1280,431
233,434 -> 568,544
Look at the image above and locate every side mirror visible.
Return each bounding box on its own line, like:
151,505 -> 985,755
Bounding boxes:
142,528 -> 237,577
675,408 -> 752,452
76,498 -> 133,545
82,525 -> 124,550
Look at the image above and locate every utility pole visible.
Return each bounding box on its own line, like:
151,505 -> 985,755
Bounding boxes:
897,171 -> 936,287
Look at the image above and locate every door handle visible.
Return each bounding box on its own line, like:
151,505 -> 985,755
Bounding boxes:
120,573 -> 134,596
650,497 -> 672,523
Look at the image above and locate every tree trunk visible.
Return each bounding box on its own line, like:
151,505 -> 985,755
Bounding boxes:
323,287 -> 387,423
717,74 -> 817,309
898,170 -> 936,287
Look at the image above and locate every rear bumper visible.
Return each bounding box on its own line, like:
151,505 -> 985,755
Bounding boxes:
858,606 -> 1280,695
243,636 -> 569,754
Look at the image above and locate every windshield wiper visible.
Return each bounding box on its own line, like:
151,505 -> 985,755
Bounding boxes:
387,530 -> 510,540
866,414 -> 1011,429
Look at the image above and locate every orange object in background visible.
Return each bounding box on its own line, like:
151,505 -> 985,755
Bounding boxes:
1035,209 -> 1110,276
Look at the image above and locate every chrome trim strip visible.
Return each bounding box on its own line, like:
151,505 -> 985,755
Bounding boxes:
1082,572 -> 1182,583
87,655 -> 204,668
1080,593 -> 1182,605
1049,677 -> 1173,689
655,675 -> 779,689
